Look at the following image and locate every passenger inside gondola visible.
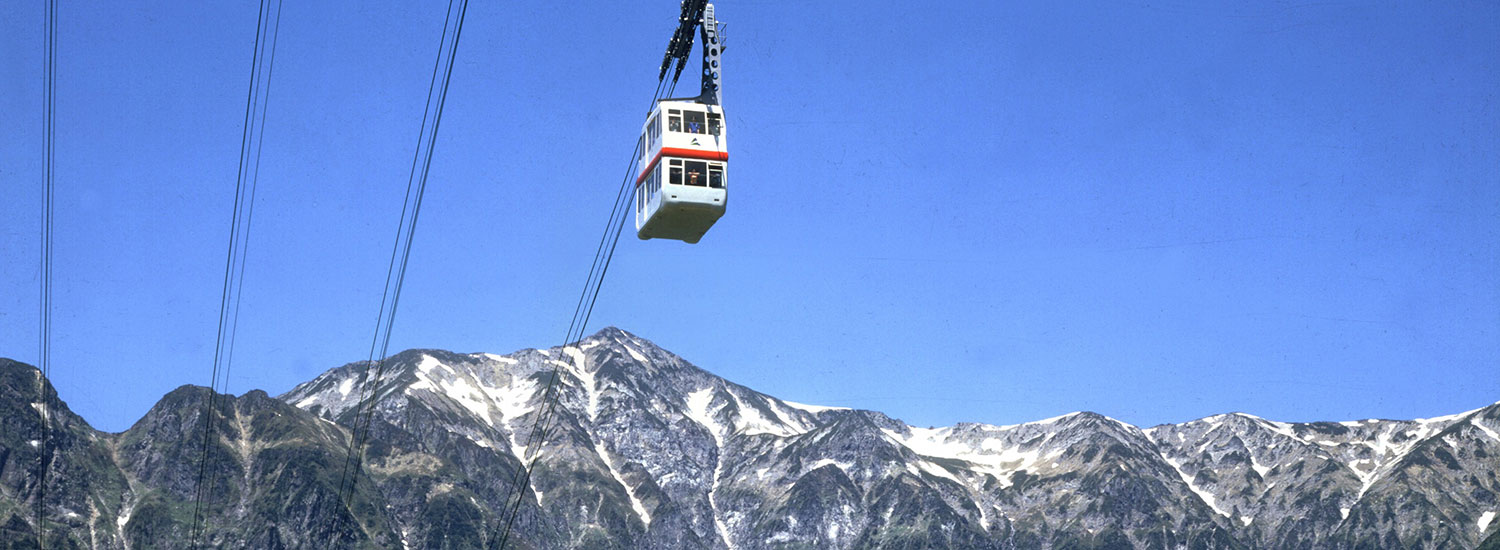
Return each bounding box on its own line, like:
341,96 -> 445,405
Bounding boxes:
684,161 -> 707,186
685,111 -> 706,134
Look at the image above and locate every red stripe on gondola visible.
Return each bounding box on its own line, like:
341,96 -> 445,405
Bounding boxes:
662,147 -> 730,162
636,147 -> 730,185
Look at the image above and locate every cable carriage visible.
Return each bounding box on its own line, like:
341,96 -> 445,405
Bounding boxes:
635,101 -> 727,244
635,2 -> 727,244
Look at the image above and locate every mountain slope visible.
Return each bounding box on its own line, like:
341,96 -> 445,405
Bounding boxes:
0,357 -> 128,549
0,358 -> 395,549
111,385 -> 396,548
1,328 -> 1496,549
279,327 -> 1499,549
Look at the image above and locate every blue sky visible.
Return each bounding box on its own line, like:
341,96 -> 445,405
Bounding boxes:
1,1 -> 1496,433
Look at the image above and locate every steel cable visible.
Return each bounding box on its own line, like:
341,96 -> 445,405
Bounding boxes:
489,51 -> 694,550
337,0 -> 471,506
34,0 -> 57,546
188,0 -> 283,545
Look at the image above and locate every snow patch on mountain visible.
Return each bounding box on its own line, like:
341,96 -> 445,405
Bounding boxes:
1472,418 -> 1500,442
1249,455 -> 1272,478
416,354 -> 451,378
559,352 -> 601,421
479,352 -> 516,364
805,458 -> 853,474
684,387 -> 724,444
727,389 -> 804,438
623,344 -> 649,363
1027,412 -> 1080,427
445,376 -> 495,423
595,440 -> 652,526
1164,456 -> 1230,518
766,400 -> 812,433
783,400 -> 848,414
682,386 -> 736,548
116,495 -> 135,531
490,376 -> 536,421
1256,417 -> 1307,445
880,425 -> 1060,489
913,458 -> 965,486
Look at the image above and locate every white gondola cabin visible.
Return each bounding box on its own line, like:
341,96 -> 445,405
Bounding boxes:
635,100 -> 727,244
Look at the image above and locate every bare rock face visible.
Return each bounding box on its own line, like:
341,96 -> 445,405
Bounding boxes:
111,386 -> 395,549
0,357 -> 129,549
2,329 -> 1498,549
1,358 -> 393,550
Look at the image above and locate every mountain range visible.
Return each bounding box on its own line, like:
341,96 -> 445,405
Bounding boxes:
1,327 -> 1497,549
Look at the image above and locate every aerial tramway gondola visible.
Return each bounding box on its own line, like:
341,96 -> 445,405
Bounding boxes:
635,2 -> 727,244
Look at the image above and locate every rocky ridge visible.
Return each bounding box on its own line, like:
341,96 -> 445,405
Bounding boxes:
1,328 -> 1497,548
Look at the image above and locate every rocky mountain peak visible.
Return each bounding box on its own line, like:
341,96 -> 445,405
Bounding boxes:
2,335 -> 1497,549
